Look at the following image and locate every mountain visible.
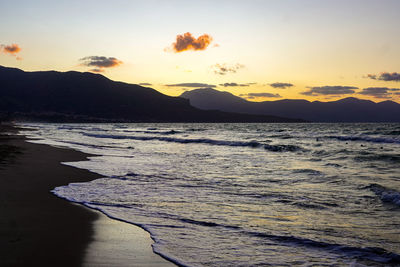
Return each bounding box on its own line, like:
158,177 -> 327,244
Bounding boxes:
180,88 -> 400,122
0,66 -> 303,123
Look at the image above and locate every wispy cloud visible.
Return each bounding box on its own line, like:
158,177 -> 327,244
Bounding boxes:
79,56 -> 123,72
219,82 -> 253,87
1,43 -> 22,60
138,83 -> 152,86
269,82 -> 293,89
240,92 -> 282,100
301,86 -> 358,96
358,87 -> 400,98
165,83 -> 216,88
366,72 -> 400,82
211,63 -> 245,75
167,32 -> 214,53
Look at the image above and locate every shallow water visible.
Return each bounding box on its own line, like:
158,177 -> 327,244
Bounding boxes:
20,123 -> 400,266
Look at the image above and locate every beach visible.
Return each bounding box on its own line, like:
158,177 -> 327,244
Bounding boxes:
0,124 -> 175,267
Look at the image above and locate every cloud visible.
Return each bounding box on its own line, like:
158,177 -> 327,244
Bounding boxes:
240,92 -> 282,99
358,87 -> 400,98
211,63 -> 245,75
269,82 -> 293,89
89,68 -> 103,73
168,32 -> 213,53
165,83 -> 216,88
366,72 -> 400,82
180,87 -> 216,92
79,56 -> 123,72
138,83 -> 152,86
301,85 -> 358,96
219,82 -> 252,87
1,43 -> 22,60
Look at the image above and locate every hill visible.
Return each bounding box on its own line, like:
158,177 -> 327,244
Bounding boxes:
0,66 -> 303,123
180,88 -> 400,122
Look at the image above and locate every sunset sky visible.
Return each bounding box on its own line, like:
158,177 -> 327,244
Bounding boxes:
1,0 -> 399,102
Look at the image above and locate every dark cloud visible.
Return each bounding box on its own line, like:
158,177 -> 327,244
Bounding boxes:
219,82 -> 251,87
301,86 -> 358,96
180,87 -> 215,92
79,56 -> 123,72
138,83 -> 152,86
168,32 -> 213,53
211,63 -> 245,75
358,87 -> 400,98
165,83 -> 216,88
366,74 -> 377,80
89,68 -> 103,73
240,92 -> 282,99
269,82 -> 293,89
1,43 -> 22,60
89,69 -> 103,73
366,72 -> 400,82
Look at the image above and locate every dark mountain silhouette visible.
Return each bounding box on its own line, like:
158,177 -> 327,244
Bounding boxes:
180,88 -> 400,122
0,66 -> 303,123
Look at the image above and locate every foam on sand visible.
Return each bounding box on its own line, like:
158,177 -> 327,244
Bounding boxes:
84,210 -> 176,267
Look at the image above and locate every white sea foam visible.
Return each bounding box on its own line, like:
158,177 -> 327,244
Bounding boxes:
19,122 -> 400,266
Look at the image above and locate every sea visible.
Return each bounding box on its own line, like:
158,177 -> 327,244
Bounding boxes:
19,123 -> 400,267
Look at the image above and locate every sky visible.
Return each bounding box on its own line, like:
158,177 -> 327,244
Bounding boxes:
1,0 -> 400,102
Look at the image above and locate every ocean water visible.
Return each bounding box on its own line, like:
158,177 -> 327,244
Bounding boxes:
20,123 -> 400,266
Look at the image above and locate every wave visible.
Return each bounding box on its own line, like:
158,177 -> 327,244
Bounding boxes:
387,130 -> 400,136
363,130 -> 400,136
245,231 -> 400,264
354,152 -> 400,163
51,187 -> 190,267
292,169 -> 323,175
266,134 -> 293,139
186,128 -> 207,132
263,144 -> 302,152
355,154 -> 400,163
58,139 -> 126,150
367,184 -> 400,206
173,217 -> 364,255
325,163 -> 342,167
327,135 -> 400,144
57,125 -> 106,132
179,218 -> 240,229
53,183 -> 400,265
122,129 -> 183,135
167,214 -> 400,264
82,133 -> 303,152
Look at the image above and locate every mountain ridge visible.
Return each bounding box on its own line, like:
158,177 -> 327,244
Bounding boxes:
180,88 -> 400,122
0,66 -> 303,123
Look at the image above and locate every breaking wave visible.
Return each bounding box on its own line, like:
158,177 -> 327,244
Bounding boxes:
82,133 -> 303,152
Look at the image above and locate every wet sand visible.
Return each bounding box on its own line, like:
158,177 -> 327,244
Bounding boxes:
0,124 -> 175,267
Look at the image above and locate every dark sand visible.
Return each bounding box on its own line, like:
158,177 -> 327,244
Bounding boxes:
0,124 -> 175,267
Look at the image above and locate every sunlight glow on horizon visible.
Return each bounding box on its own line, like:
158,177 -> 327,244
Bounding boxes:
1,0 -> 399,103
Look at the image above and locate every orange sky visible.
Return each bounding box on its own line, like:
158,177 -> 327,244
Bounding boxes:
1,0 -> 399,103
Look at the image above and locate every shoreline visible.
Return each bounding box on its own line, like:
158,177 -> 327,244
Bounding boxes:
0,124 -> 175,267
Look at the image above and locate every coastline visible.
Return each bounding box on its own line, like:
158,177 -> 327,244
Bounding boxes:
0,124 -> 175,267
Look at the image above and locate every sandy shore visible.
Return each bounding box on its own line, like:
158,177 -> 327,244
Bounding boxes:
0,124 -> 175,267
